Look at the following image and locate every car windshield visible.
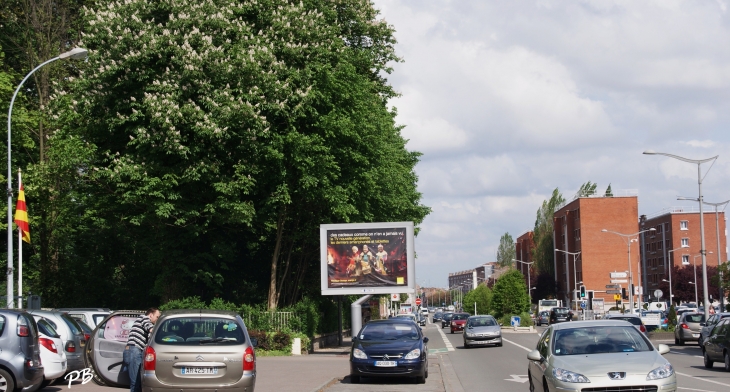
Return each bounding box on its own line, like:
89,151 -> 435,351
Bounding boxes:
684,314 -> 705,323
452,314 -> 469,321
553,326 -> 652,356
37,319 -> 60,338
359,323 -> 420,341
467,317 -> 496,327
154,317 -> 245,345
443,313 -> 454,320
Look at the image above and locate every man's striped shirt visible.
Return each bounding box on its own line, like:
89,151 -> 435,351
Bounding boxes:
127,315 -> 153,350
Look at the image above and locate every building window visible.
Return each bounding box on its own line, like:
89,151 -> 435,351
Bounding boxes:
681,238 -> 689,247
682,255 -> 689,265
574,229 -> 580,240
680,221 -> 688,230
656,224 -> 662,233
657,241 -> 663,250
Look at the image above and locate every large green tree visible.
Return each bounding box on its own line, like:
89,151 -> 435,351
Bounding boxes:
532,188 -> 564,275
490,269 -> 530,318
496,232 -> 515,267
463,284 -> 492,315
45,0 -> 429,308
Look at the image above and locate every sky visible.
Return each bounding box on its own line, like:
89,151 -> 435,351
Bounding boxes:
371,0 -> 730,289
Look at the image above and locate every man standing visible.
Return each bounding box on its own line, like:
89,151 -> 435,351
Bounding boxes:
127,308 -> 161,392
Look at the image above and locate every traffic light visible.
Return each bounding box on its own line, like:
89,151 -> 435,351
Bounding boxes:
621,287 -> 628,300
580,285 -> 586,298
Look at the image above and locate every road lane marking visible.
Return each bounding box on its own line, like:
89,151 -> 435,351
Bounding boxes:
502,337 -> 533,352
676,371 -> 730,388
505,374 -> 529,383
435,323 -> 455,351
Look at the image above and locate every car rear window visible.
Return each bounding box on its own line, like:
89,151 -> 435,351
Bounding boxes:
553,308 -> 569,314
37,319 -> 60,338
0,316 -> 5,336
467,317 -> 496,327
613,317 -> 642,326
154,317 -> 245,345
684,314 -> 705,323
452,314 -> 469,321
61,314 -> 82,335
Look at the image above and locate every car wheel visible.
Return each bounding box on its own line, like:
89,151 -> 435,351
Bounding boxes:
674,336 -> 679,345
497,342 -> 503,347
416,374 -> 426,384
0,369 -> 15,392
725,351 -> 730,372
24,378 -> 43,392
678,336 -> 685,346
451,329 -> 454,334
528,371 -> 535,392
704,350 -> 714,368
350,375 -> 360,384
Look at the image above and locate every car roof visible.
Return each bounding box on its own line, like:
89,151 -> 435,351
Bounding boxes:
368,318 -> 417,325
607,314 -> 640,318
549,320 -> 643,330
160,309 -> 239,317
467,315 -> 495,319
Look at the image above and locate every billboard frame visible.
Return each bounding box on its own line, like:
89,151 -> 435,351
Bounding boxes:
320,221 -> 415,296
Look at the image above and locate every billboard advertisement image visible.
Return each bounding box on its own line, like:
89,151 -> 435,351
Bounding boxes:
320,222 -> 415,296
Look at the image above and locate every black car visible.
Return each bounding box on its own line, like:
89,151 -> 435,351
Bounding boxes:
441,312 -> 454,328
433,312 -> 443,322
702,317 -> 730,371
350,319 -> 429,384
549,307 -> 572,324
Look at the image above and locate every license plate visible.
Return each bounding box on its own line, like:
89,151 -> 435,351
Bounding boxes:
181,367 -> 218,375
693,333 -> 699,338
473,340 -> 490,344
374,361 -> 397,367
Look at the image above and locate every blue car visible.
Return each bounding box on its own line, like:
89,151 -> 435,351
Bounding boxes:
350,319 -> 429,384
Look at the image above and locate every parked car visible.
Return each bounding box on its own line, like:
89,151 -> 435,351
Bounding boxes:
395,313 -> 418,325
699,312 -> 730,346
433,311 -> 443,322
701,317 -> 730,371
549,307 -> 572,324
27,310 -> 86,373
441,312 -> 454,328
85,310 -> 143,386
75,319 -> 93,342
527,320 -> 675,391
416,313 -> 426,327
450,313 -> 470,334
675,312 -> 705,345
463,315 -> 501,348
55,308 -> 111,329
536,311 -> 550,326
0,310 -> 44,392
32,318 -> 68,391
350,318 -> 429,384
604,314 -> 647,334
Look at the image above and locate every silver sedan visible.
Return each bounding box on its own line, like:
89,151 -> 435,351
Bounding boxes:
527,320 -> 676,392
463,315 -> 502,348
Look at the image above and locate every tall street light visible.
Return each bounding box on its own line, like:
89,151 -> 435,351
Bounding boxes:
554,249 -> 581,310
6,47 -> 88,308
688,252 -> 712,306
513,259 -> 535,305
602,228 -> 656,312
702,200 -> 729,311
666,247 -> 688,307
644,150 -> 718,319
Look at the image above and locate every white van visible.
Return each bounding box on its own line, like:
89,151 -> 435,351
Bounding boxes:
646,302 -> 668,312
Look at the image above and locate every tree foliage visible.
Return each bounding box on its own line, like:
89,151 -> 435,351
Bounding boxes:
463,284 -> 492,315
575,181 -> 597,198
657,264 -> 719,304
532,188 -> 564,275
490,269 -> 530,318
496,232 -> 515,267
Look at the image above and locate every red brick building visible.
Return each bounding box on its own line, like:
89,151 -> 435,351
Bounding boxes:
515,231 -> 535,285
553,195 -> 640,311
639,207 -> 727,303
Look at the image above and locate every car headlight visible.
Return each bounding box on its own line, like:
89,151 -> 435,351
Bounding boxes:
352,348 -> 367,359
552,368 -> 590,383
465,332 -> 474,337
404,348 -> 421,359
646,363 -> 674,380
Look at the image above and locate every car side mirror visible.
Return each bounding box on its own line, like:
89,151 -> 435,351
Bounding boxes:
423,337 -> 429,343
657,344 -> 670,355
527,350 -> 542,361
499,322 -> 503,326
250,338 -> 258,348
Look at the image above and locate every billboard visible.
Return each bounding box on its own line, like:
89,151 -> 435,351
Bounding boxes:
320,222 -> 415,296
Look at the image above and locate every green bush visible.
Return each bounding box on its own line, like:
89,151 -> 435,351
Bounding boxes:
667,306 -> 677,327
159,296 -> 207,310
490,270 -> 530,319
290,332 -> 311,354
519,312 -> 534,327
270,331 -> 291,351
500,314 -> 512,326
248,330 -> 270,351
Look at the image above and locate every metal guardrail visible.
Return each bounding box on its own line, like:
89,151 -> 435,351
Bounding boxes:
244,311 -> 295,331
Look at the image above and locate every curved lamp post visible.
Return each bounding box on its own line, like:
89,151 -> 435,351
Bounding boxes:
513,258 -> 534,305
6,47 -> 87,308
554,249 -> 581,310
644,150 -> 718,319
601,228 -> 656,312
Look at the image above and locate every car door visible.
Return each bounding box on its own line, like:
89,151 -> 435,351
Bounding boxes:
88,312 -> 143,387
706,320 -> 728,360
529,328 -> 550,386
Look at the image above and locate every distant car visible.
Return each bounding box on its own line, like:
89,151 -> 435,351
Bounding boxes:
463,315 -> 501,348
702,317 -> 730,371
420,308 -> 429,316
603,314 -> 647,334
536,311 -> 550,326
441,312 -> 454,328
433,312 -> 443,322
450,313 -> 470,334
527,320 -> 675,391
416,314 -> 426,327
350,318 -> 429,384
549,307 -> 572,324
395,313 -> 418,324
0,310 -> 44,392
54,308 -> 111,329
699,313 -> 730,346
675,312 -> 705,345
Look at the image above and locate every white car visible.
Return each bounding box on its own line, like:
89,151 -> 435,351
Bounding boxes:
421,308 -> 429,315
29,318 -> 67,391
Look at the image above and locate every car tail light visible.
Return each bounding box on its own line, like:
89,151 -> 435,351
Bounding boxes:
65,341 -> 76,353
680,323 -> 689,329
83,333 -> 90,342
39,338 -> 58,354
144,346 -> 156,371
17,316 -> 29,337
243,346 -> 255,371
640,324 -> 646,333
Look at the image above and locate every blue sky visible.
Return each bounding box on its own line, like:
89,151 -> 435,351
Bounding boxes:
372,0 -> 730,288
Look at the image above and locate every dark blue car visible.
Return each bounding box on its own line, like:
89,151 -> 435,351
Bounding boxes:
350,319 -> 429,384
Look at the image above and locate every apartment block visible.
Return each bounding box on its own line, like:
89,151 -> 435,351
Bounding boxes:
448,264 -> 496,294
553,195 -> 640,310
515,231 -> 535,283
639,207 -> 727,302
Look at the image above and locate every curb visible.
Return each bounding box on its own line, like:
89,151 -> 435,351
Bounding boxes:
439,353 -> 465,392
309,376 -> 341,392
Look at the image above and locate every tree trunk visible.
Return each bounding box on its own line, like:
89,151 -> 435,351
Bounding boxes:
267,210 -> 286,310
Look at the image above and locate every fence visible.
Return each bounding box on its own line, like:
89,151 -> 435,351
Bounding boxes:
244,311 -> 296,332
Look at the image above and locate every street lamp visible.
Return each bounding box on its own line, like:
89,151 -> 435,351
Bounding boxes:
644,150 -> 718,319
688,281 -> 698,305
601,228 -> 656,312
666,247 -> 688,307
513,259 -> 535,305
6,47 -> 88,308
688,252 -> 712,307
554,249 -> 581,310
686,198 -> 729,311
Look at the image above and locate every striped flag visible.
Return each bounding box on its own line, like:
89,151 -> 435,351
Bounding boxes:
14,184 -> 30,243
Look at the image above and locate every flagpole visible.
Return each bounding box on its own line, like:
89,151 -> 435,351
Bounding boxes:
17,170 -> 22,309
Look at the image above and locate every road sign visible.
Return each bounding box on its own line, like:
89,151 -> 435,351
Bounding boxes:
580,301 -> 586,309
610,272 -> 628,279
610,279 -> 628,283
605,284 -> 619,289
613,294 -> 621,300
654,289 -> 663,299
606,289 -> 621,294
415,298 -> 422,306
634,286 -> 643,295
391,293 -> 400,301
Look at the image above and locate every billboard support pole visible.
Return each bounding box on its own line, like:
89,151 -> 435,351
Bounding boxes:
351,295 -> 372,338
337,296 -> 343,346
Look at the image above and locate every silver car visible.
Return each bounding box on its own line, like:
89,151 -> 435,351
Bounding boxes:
463,315 -> 502,348
527,320 -> 676,392
675,312 -> 705,345
27,310 -> 86,373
